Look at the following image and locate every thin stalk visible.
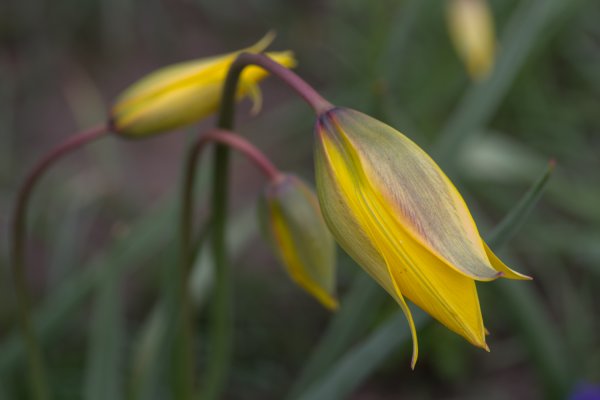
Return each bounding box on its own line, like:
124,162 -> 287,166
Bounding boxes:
11,124 -> 109,400
219,52 -> 334,122
179,129 -> 282,399
200,52 -> 330,400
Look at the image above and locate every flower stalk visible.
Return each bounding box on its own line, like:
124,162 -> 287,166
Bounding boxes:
194,51 -> 330,399
11,124 -> 109,400
179,129 -> 282,399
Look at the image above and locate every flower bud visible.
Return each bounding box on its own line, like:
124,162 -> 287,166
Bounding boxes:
111,32 -> 296,137
314,107 -> 530,367
447,0 -> 496,80
259,174 -> 338,310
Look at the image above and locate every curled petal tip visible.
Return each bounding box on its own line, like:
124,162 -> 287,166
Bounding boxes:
323,297 -> 340,312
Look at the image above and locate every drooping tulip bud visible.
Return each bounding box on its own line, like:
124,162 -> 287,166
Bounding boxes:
447,0 -> 496,80
259,174 -> 338,310
110,32 -> 296,137
313,107 -> 530,367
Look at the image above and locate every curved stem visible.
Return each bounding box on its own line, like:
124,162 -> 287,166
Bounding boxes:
200,52 -> 330,399
203,130 -> 282,181
182,128 -> 283,268
11,124 -> 109,400
178,129 -> 282,398
219,53 -> 333,127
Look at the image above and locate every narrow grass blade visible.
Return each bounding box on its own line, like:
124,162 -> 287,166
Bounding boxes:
83,265 -> 124,400
487,160 -> 555,247
493,281 -> 572,399
128,207 -> 256,400
482,161 -> 570,399
0,199 -> 176,375
296,310 -> 428,400
128,300 -> 170,400
286,273 -> 384,399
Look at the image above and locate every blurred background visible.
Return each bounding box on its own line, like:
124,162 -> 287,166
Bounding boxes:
1,0 -> 599,399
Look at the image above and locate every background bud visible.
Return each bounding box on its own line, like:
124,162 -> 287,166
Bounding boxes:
259,174 -> 338,310
447,0 -> 496,80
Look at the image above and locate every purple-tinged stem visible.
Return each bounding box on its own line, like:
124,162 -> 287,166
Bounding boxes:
11,124 -> 109,400
218,52 -> 333,129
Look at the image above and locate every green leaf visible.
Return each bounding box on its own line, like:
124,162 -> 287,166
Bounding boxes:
128,300 -> 170,400
486,160 -> 555,248
296,310 -> 428,400
0,199 -> 176,376
83,263 -> 124,400
128,207 -> 257,400
286,273 -> 385,399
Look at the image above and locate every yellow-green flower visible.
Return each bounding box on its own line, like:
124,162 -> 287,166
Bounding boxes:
447,0 -> 496,80
314,107 -> 530,367
111,32 -> 296,137
260,174 -> 338,310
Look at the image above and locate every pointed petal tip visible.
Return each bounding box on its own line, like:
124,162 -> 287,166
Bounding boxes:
410,351 -> 418,370
501,270 -> 534,281
472,335 -> 490,352
249,31 -> 277,53
323,297 -> 340,312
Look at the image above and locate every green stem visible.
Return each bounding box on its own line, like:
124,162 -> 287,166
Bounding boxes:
200,52 -> 330,399
200,143 -> 232,400
10,124 -> 108,400
179,129 -> 282,399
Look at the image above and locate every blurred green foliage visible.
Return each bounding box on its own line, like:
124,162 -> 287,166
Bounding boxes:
1,0 -> 599,399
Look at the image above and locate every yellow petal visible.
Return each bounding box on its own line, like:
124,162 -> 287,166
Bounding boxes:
315,126 -> 487,366
324,108 -> 501,281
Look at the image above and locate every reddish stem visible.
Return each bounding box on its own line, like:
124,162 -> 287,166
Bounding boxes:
218,53 -> 333,129
11,124 -> 109,400
181,128 -> 282,272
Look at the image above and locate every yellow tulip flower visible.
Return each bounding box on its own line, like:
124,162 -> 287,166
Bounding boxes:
314,107 -> 530,367
111,32 -> 296,137
447,0 -> 496,80
260,174 -> 338,310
